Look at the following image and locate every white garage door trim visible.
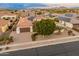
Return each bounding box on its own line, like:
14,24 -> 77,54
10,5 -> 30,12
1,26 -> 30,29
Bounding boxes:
16,27 -> 20,34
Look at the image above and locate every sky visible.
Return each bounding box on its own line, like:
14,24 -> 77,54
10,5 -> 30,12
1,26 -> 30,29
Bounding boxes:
0,3 -> 47,9
0,3 -> 79,9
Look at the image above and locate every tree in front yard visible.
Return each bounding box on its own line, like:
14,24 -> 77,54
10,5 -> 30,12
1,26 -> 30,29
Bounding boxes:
33,19 -> 56,35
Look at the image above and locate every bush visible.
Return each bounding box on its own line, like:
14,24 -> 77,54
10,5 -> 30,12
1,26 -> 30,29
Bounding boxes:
0,35 -> 14,45
13,25 -> 16,31
9,36 -> 14,42
3,17 -> 10,20
31,33 -> 38,41
0,48 -> 2,51
33,19 -> 56,35
54,18 -> 59,22
55,26 -> 64,34
0,37 -> 4,41
8,23 -> 14,30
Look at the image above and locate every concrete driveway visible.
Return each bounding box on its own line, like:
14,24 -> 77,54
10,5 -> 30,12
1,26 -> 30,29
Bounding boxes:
10,31 -> 32,44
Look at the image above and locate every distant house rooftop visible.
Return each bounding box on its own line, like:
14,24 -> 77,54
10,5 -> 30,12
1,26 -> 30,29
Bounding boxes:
35,15 -> 45,19
64,14 -> 74,17
33,15 -> 45,21
58,16 -> 71,22
0,13 -> 16,16
71,18 -> 79,24
28,16 -> 35,21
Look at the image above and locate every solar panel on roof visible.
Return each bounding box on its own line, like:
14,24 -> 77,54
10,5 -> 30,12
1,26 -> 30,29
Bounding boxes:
58,16 -> 71,22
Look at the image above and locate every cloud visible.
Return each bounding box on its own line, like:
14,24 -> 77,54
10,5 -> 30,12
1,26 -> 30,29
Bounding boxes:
54,3 -> 79,7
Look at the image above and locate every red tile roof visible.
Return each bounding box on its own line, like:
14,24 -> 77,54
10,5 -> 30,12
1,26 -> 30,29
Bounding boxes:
17,17 -> 32,28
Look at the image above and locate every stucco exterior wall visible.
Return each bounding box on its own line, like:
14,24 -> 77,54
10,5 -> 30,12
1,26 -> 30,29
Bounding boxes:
2,24 -> 8,32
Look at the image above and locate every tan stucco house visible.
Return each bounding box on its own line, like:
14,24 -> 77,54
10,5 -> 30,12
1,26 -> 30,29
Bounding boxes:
1,14 -> 17,22
0,20 -> 9,32
16,17 -> 33,34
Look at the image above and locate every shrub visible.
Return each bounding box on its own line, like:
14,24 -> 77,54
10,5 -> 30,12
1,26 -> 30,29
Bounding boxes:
0,35 -> 14,45
0,48 -> 2,51
9,36 -> 14,42
13,25 -> 16,31
31,33 -> 38,41
33,19 -> 56,35
56,26 -> 64,34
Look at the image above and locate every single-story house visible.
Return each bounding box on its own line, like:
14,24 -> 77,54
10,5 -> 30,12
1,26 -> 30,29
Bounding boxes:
1,14 -> 17,21
70,17 -> 79,29
16,17 -> 33,34
57,16 -> 73,28
28,16 -> 36,21
64,13 -> 74,17
0,20 -> 9,33
33,15 -> 45,22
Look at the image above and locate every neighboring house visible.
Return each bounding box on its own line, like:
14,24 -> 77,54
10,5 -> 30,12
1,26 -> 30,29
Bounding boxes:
1,14 -> 17,21
33,15 -> 45,21
0,20 -> 9,33
44,13 -> 57,18
64,13 -> 74,17
28,16 -> 35,21
70,17 -> 79,29
57,16 -> 73,28
64,13 -> 77,18
16,17 -> 32,34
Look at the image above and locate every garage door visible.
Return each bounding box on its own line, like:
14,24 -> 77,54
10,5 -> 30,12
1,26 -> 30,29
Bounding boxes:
20,28 -> 30,32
